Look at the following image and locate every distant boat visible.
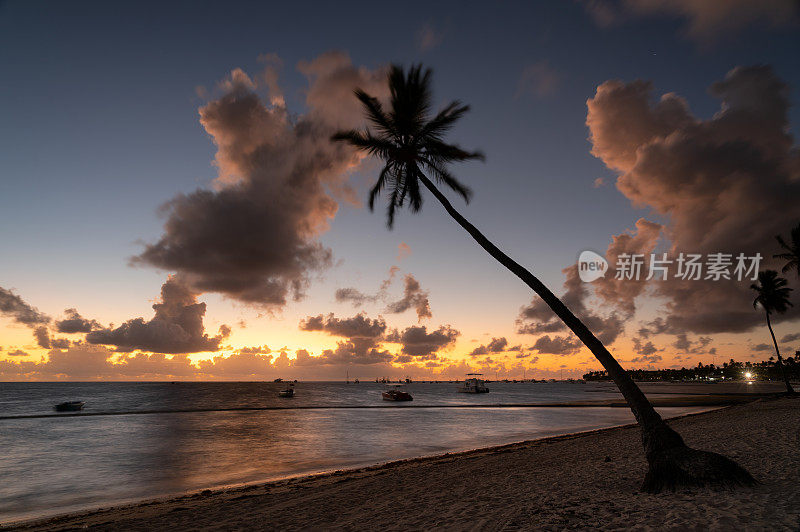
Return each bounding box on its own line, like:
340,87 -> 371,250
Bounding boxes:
382,384 -> 413,401
354,378 -> 360,384
278,384 -> 295,398
458,373 -> 490,393
54,401 -> 85,412
273,378 -> 283,383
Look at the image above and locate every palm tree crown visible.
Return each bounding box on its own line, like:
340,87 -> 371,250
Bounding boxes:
774,223 -> 800,277
751,269 -> 793,315
332,64 -> 483,227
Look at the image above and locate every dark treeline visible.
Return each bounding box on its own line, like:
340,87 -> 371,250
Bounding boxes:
584,352 -> 800,382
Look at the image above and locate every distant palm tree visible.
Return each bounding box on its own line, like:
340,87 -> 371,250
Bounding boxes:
751,270 -> 795,395
333,64 -> 755,492
774,223 -> 800,277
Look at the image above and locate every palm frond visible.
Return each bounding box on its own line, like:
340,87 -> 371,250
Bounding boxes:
420,101 -> 471,139
422,157 -> 473,203
332,63 -> 483,227
331,130 -> 394,158
368,164 -> 393,212
354,90 -> 395,137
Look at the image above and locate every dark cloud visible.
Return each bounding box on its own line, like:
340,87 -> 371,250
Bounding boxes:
0,287 -> 50,326
34,326 -> 51,349
299,313 -> 386,339
335,288 -> 379,307
133,53 -> 387,307
633,338 -> 659,356
531,335 -> 582,356
385,274 -> 432,321
315,343 -> 394,365
86,276 -> 229,354
55,308 -> 100,334
753,343 -> 772,352
631,353 -> 663,365
469,337 -> 509,357
386,325 -> 459,359
587,65 -> 800,334
780,333 -> 800,343
7,349 -> 28,357
298,313 -> 392,365
517,265 -> 625,346
335,268 -> 431,322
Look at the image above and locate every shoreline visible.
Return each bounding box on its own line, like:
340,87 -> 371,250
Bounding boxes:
12,397 -> 799,530
4,406 -> 719,527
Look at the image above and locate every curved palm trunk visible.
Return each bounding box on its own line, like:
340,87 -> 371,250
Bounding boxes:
419,175 -> 755,492
765,311 -> 795,395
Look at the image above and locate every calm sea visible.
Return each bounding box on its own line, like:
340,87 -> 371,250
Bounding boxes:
0,381 -> 726,523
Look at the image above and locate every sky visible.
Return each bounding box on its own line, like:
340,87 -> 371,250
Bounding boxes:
1,0 -> 799,381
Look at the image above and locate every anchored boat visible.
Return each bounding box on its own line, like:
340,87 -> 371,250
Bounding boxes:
381,384 -> 413,401
54,401 -> 85,412
457,373 -> 489,393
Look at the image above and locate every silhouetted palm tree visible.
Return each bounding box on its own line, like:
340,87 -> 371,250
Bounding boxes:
333,64 -> 755,492
774,223 -> 800,277
751,270 -> 795,395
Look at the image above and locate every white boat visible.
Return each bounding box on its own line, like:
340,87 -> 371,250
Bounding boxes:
457,373 -> 489,393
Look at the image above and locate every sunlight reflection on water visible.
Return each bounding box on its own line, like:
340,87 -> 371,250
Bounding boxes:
0,381 -> 730,523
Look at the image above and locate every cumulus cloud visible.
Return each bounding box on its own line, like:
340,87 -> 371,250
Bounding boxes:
56,309 -> 100,334
300,313 -> 386,338
517,265 -> 625,345
86,276 -> 229,354
633,337 -> 659,356
133,52 -> 387,307
531,335 -> 582,356
385,274 -> 432,321
298,312 -> 392,365
469,337 -> 509,357
0,287 -> 50,326
386,325 -> 459,359
587,65 -> 800,334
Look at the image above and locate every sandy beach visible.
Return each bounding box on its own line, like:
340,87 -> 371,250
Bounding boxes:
10,396 -> 798,531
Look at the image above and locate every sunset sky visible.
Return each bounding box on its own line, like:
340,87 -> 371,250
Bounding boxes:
1,0 -> 799,380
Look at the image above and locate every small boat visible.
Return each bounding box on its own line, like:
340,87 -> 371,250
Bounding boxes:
457,373 -> 490,393
278,384 -> 295,398
382,385 -> 413,401
54,401 -> 85,412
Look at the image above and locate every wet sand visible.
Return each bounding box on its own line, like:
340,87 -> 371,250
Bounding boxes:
10,396 -> 799,531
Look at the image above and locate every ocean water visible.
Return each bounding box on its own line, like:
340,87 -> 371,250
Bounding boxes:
0,381 -> 721,523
